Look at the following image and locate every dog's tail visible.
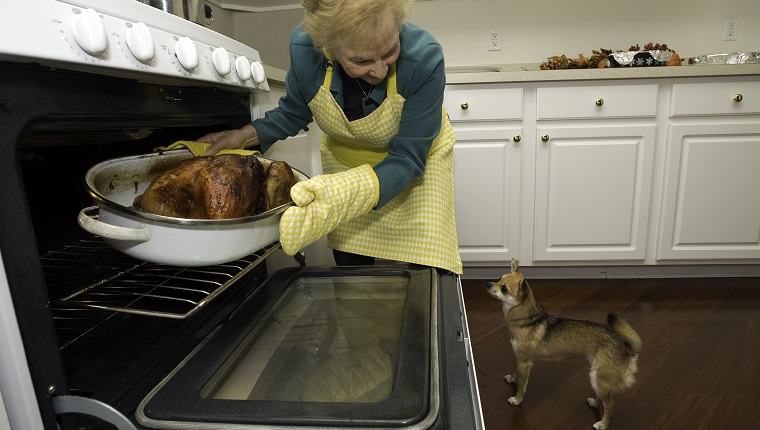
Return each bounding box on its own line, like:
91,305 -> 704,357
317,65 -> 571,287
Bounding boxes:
608,313 -> 642,357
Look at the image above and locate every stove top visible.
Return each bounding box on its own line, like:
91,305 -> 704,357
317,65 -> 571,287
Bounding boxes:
0,0 -> 269,92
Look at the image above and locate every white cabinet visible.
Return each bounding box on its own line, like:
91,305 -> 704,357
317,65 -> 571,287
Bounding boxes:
453,124 -> 522,262
446,85 -> 522,263
446,76 -> 760,271
668,81 -> 760,116
658,80 -> 760,259
533,84 -> 657,262
658,122 -> 760,260
534,124 -> 655,261
444,85 -> 522,121
536,84 -> 659,120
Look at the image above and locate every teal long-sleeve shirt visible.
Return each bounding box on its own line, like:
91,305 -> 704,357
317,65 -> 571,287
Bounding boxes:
252,22 -> 446,209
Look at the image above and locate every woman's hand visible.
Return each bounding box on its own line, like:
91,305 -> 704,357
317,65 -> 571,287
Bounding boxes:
196,124 -> 259,155
279,165 -> 380,255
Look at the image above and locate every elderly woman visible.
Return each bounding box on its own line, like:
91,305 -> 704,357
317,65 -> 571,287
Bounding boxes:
198,0 -> 462,274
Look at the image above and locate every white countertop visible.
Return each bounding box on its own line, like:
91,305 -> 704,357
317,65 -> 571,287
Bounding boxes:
264,63 -> 759,87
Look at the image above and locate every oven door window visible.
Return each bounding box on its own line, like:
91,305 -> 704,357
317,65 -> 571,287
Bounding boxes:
137,267 -> 438,429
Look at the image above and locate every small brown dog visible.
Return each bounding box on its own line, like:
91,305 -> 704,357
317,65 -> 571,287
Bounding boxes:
486,259 -> 641,430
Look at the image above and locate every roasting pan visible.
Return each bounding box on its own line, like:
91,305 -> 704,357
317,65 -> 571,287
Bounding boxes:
78,149 -> 308,266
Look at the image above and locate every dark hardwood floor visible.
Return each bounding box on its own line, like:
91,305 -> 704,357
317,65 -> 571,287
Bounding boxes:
461,276 -> 760,430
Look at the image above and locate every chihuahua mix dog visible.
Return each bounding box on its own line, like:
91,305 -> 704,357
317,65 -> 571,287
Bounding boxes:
486,259 -> 641,430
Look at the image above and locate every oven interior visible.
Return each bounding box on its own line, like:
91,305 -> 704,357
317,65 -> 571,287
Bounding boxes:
1,62 -> 275,429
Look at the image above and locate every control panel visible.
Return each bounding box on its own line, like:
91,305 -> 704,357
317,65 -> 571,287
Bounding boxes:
1,0 -> 269,92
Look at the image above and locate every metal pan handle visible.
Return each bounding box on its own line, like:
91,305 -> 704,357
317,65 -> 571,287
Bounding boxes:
78,206 -> 151,242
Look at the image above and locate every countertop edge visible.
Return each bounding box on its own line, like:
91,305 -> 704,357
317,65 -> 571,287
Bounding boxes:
445,64 -> 760,84
264,64 -> 287,86
264,63 -> 759,87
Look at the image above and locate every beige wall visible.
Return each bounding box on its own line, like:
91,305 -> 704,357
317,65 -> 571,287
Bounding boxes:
205,3 -> 236,39
233,9 -> 304,70
224,0 -> 759,70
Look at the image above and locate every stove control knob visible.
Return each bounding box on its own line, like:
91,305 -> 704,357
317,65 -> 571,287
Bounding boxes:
235,56 -> 252,81
175,37 -> 199,70
126,22 -> 155,62
70,8 -> 108,56
251,61 -> 266,85
212,47 -> 231,76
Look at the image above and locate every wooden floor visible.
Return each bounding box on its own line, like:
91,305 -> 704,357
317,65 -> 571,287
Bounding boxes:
461,276 -> 760,430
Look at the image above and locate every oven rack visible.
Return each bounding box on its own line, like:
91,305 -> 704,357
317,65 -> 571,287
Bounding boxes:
41,237 -> 279,323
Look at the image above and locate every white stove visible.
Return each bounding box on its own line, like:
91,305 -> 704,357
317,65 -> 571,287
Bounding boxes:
1,3 -> 274,429
1,0 -> 269,92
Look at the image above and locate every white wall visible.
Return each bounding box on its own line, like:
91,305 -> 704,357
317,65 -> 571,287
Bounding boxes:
223,0 -> 758,71
412,0 -> 759,66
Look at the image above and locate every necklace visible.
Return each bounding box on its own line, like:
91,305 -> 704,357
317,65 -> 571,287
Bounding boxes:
355,78 -> 373,98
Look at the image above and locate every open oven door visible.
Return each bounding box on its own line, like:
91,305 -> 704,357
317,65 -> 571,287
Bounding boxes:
136,266 -> 482,429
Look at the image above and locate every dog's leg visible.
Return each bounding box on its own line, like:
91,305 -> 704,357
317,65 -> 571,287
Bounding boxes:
504,362 -> 517,384
588,365 -> 622,429
506,360 -> 533,406
587,392 -> 613,430
504,343 -> 519,383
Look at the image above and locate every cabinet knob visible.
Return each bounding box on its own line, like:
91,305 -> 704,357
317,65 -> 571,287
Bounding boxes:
733,94 -> 743,103
460,102 -> 469,110
541,134 -> 550,142
595,98 -> 604,106
513,134 -> 521,143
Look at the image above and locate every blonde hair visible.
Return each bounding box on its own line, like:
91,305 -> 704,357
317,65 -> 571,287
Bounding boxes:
301,0 -> 412,56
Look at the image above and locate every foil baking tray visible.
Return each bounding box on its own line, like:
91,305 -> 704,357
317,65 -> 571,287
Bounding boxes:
688,52 -> 760,65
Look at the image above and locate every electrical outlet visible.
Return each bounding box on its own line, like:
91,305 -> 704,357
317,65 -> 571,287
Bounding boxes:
489,28 -> 502,51
723,17 -> 739,41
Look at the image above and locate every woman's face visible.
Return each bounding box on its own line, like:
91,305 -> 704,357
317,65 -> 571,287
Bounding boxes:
336,35 -> 400,86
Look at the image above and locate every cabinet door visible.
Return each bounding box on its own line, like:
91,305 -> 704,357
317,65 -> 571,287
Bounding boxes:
534,124 -> 655,261
453,124 -> 522,262
658,122 -> 760,260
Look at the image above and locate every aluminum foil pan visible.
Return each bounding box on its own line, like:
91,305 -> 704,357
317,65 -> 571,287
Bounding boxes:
608,50 -> 672,67
688,52 -> 760,65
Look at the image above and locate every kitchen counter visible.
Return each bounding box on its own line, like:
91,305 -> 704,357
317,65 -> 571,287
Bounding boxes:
445,63 -> 760,84
266,63 -> 759,87
264,64 -> 288,86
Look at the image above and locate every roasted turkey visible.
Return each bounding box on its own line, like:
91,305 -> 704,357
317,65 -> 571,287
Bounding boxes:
134,155 -> 297,220
262,161 -> 298,211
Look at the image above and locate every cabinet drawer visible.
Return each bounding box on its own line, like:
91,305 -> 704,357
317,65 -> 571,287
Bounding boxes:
537,85 -> 658,119
670,81 -> 760,117
444,85 -> 522,121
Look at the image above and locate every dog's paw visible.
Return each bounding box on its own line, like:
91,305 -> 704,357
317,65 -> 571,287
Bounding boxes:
507,396 -> 522,406
592,421 -> 606,430
587,397 -> 601,408
504,374 -> 516,384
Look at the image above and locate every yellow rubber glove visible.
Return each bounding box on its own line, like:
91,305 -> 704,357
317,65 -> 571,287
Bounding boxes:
279,164 -> 380,255
153,141 -> 261,157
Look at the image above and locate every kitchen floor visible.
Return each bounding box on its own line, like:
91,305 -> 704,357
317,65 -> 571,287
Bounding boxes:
461,276 -> 760,430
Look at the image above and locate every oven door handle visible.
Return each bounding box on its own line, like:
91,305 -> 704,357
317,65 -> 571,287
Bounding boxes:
78,206 -> 151,242
53,395 -> 137,430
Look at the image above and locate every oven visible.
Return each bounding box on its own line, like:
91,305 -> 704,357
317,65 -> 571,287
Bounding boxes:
0,1 -> 483,429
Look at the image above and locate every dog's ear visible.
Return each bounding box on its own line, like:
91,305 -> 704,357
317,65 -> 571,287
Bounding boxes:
518,279 -> 529,299
510,258 -> 520,273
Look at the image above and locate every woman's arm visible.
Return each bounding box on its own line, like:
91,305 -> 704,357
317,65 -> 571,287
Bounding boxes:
198,25 -> 319,154
373,38 -> 445,208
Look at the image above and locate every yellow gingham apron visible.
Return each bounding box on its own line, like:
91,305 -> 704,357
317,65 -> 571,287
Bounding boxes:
308,60 -> 462,274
